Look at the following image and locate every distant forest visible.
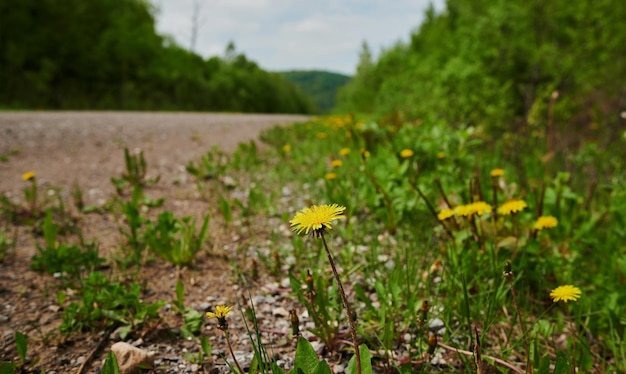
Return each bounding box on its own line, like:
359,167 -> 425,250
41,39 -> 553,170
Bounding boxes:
280,71 -> 351,113
0,0 -> 314,113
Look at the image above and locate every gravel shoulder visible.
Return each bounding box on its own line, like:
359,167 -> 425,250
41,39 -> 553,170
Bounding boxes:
0,111 -> 309,373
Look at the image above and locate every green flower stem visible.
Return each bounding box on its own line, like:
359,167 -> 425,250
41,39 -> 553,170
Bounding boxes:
505,276 -> 531,374
320,233 -> 361,374
223,329 -> 244,374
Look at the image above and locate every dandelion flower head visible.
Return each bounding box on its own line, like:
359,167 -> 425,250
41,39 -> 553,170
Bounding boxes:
325,173 -> 337,180
550,285 -> 581,303
331,159 -> 343,168
22,171 -> 36,181
290,204 -> 346,236
534,216 -> 558,230
206,305 -> 234,319
497,199 -> 528,216
437,152 -> 446,159
283,144 -> 292,153
437,208 -> 455,221
207,305 -> 234,328
490,168 -> 505,177
400,149 -> 414,158
339,148 -> 350,156
454,201 -> 492,217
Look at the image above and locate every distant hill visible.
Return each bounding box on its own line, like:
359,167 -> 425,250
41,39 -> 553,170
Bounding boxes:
280,70 -> 351,113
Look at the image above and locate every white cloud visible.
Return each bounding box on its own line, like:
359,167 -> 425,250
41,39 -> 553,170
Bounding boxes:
154,0 -> 444,75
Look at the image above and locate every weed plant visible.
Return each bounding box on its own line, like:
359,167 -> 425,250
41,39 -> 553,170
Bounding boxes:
111,148 -> 160,195
30,211 -> 104,280
144,211 -> 210,267
59,271 -> 164,339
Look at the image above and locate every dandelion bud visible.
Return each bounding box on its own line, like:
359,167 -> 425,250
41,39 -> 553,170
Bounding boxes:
428,334 -> 438,355
306,270 -> 314,292
419,299 -> 429,327
290,308 -> 300,336
251,259 -> 259,280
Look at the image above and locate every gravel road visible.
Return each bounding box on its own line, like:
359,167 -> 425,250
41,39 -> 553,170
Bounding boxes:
0,111 -> 309,202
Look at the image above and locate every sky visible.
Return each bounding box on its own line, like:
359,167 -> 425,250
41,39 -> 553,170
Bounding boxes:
153,0 -> 444,76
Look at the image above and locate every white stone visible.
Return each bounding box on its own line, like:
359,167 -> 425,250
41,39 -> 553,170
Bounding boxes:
110,342 -> 154,374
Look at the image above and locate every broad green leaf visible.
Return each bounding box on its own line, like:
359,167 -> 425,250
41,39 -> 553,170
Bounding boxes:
346,344 -> 373,374
553,351 -> 570,374
293,337 -> 320,374
0,362 -> 16,374
102,351 -> 121,374
15,332 -> 27,363
313,360 -> 332,374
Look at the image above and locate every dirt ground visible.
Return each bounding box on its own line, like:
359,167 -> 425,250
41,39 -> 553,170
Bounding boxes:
0,111 -> 310,373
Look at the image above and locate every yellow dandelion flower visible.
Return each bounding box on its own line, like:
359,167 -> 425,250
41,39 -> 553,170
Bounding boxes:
400,149 -> 414,158
497,199 -> 528,216
206,305 -> 234,328
437,152 -> 446,159
316,132 -> 328,139
22,171 -> 36,181
206,305 -> 234,319
331,159 -> 343,168
360,148 -> 370,159
325,173 -> 337,180
290,204 -> 346,236
550,285 -> 581,303
490,168 -> 505,177
454,201 -> 492,217
282,144 -> 291,153
534,216 -> 558,230
339,148 -> 350,156
437,208 -> 454,221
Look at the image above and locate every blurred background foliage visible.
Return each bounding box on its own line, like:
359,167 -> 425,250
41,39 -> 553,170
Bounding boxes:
337,0 -> 626,173
0,0 -> 313,113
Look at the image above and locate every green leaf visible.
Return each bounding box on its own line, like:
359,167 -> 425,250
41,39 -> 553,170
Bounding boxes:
313,360 -> 332,374
553,351 -> 570,374
102,351 -> 121,374
15,332 -> 27,364
176,280 -> 185,309
248,352 -> 259,374
0,362 -> 16,374
219,195 -> 232,223
293,337 -> 320,374
200,336 -> 212,357
182,309 -> 204,338
346,344 -> 373,374
116,325 -> 133,341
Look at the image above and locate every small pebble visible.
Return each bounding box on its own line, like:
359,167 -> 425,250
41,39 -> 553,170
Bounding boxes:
273,307 -> 289,318
429,318 -> 445,333
333,364 -> 345,373
57,358 -> 70,366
